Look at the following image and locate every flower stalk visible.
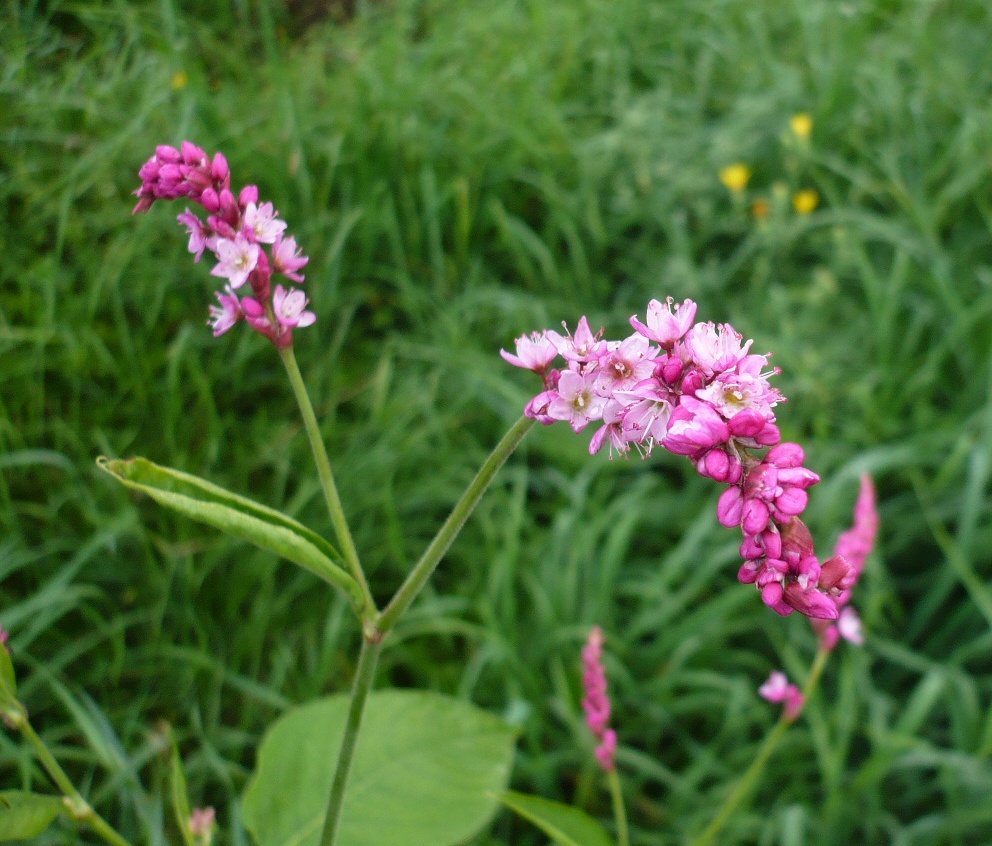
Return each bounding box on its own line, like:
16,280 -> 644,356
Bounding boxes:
376,415 -> 535,634
16,714 -> 133,846
280,345 -> 375,619
689,646 -> 831,846
318,634 -> 384,846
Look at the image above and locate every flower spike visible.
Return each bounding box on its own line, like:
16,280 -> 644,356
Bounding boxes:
134,142 -> 313,347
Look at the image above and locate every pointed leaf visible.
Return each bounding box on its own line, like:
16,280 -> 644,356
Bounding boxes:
170,743 -> 196,846
0,792 -> 64,841
0,643 -> 15,700
97,457 -> 366,615
242,690 -> 516,846
501,791 -> 615,846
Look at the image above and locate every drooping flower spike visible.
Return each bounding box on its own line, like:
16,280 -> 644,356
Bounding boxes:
134,142 -> 312,348
504,297 -> 857,620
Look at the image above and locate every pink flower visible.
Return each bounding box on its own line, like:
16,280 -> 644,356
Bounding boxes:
629,297 -> 697,346
546,316 -> 607,364
211,233 -> 260,289
272,284 -> 316,329
694,355 -> 782,421
272,234 -> 309,282
207,286 -> 243,336
581,627 -> 617,772
189,806 -> 216,842
758,671 -> 804,721
684,321 -> 753,376
177,209 -> 215,262
593,333 -> 655,395
501,331 -> 559,373
242,201 -> 287,244
547,370 -> 607,433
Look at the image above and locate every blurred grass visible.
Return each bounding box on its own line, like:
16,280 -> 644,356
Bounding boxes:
3,0 -> 992,843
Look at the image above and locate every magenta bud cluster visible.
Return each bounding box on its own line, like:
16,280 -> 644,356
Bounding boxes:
581,627 -> 617,772
503,297 -> 856,620
133,141 -> 313,348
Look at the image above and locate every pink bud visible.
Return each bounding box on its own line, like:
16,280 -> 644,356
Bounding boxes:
218,189 -> 240,225
211,152 -> 230,185
818,555 -> 854,591
742,498 -> 771,535
766,442 -> 804,467
657,354 -> 684,385
752,422 -> 781,446
240,184 -> 260,206
181,140 -> 207,165
775,487 -> 808,518
156,144 -> 182,163
717,486 -> 744,527
727,408 -> 766,438
783,583 -> 838,619
200,188 -> 221,213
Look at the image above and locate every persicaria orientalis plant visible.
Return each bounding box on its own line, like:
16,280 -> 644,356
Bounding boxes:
0,142 -> 880,846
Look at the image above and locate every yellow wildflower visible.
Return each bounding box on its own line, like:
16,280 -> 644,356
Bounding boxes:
793,189 -> 819,214
790,113 -> 813,140
751,197 -> 770,221
719,163 -> 751,194
171,71 -> 189,90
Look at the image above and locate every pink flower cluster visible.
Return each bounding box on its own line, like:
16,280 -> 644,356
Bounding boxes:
189,806 -> 216,844
133,142 -> 313,348
813,474 -> 879,649
758,671 -> 804,721
503,297 -> 854,620
581,626 -> 617,772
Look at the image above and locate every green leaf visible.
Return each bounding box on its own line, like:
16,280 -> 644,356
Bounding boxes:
170,742 -> 196,846
0,792 -> 64,841
501,791 -> 615,846
0,643 -> 16,700
97,457 -> 366,615
242,690 -> 516,846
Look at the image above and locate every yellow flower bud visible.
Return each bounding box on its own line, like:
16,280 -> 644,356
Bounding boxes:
792,189 -> 819,215
719,163 -> 752,194
790,113 -> 813,140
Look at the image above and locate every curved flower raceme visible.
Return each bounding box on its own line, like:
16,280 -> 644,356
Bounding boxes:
134,141 -> 313,348
503,297 -> 856,620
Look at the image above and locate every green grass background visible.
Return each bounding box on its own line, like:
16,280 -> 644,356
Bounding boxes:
3,0 -> 992,843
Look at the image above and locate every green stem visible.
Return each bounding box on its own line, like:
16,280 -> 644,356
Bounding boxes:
280,345 -> 375,618
689,647 -> 831,846
377,415 -> 535,633
607,767 -> 629,846
18,716 -> 133,846
318,634 -> 384,846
